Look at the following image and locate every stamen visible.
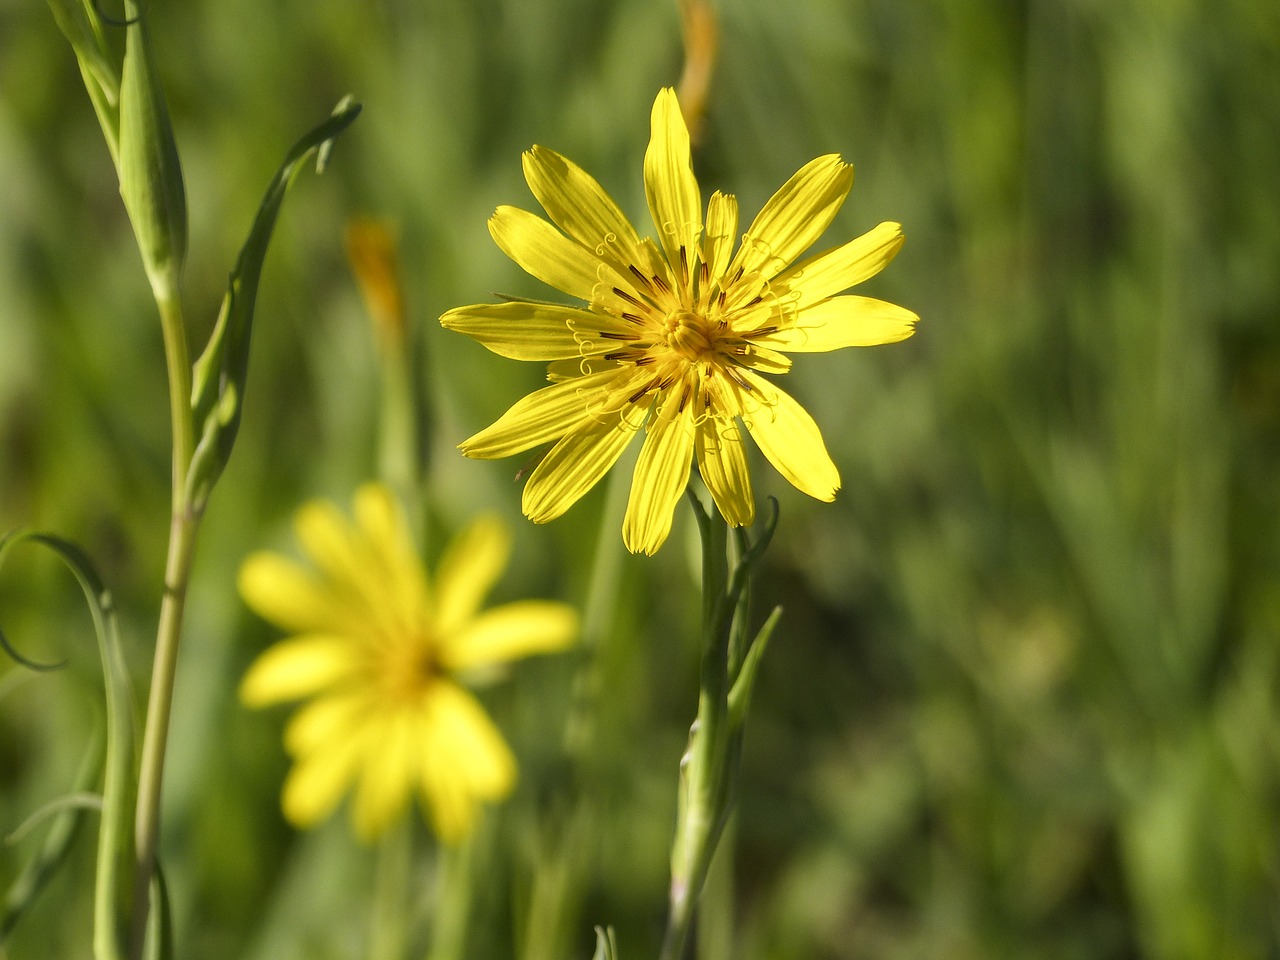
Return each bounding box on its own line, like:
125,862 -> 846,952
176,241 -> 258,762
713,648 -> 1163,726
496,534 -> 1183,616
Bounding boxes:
600,331 -> 640,341
620,312 -> 645,324
629,265 -> 654,289
628,381 -> 657,404
613,287 -> 646,308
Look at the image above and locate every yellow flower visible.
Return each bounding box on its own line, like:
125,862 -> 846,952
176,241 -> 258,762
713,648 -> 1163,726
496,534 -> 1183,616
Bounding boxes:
238,483 -> 577,843
442,88 -> 917,555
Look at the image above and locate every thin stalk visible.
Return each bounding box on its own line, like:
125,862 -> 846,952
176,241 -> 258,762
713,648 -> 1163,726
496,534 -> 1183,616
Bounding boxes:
660,491 -> 731,960
377,327 -> 422,534
130,290 -> 198,958
369,818 -> 412,960
426,833 -> 474,960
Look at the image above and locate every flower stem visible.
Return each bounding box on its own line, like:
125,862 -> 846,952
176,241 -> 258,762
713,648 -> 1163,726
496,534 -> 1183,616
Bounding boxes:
130,289 -> 198,958
659,490 -> 733,960
369,817 -> 412,960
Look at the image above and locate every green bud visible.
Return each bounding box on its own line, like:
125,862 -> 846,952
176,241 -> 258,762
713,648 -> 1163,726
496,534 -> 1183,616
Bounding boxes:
118,1 -> 187,302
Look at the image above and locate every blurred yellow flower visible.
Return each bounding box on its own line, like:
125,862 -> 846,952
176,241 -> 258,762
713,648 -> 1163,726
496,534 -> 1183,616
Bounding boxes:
442,87 -> 917,554
238,483 -> 577,843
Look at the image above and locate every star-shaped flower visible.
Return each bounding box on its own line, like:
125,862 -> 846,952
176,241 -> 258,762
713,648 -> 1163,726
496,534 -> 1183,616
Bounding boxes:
443,88 -> 917,554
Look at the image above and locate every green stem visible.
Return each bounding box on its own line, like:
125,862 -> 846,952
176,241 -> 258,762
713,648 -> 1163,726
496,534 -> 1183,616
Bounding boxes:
426,833 -> 474,960
369,818 -> 412,960
377,329 -> 422,532
660,490 -> 733,960
130,290 -> 198,958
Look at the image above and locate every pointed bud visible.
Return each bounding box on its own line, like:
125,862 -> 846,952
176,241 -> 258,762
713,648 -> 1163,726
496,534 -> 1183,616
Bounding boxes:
117,3 -> 187,302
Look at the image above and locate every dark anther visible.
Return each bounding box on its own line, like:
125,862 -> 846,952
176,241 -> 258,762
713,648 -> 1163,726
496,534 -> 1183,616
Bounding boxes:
613,287 -> 646,308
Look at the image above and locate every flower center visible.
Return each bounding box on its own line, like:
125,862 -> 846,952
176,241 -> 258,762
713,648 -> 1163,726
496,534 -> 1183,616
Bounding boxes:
662,309 -> 717,363
379,639 -> 439,702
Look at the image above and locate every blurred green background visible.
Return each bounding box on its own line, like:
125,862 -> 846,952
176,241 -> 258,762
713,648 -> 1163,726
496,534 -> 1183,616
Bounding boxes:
3,0 -> 1280,958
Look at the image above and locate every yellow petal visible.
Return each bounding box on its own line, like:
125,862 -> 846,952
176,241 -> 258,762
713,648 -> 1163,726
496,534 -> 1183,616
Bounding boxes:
433,514 -> 511,637
459,369 -> 623,459
238,552 -> 354,634
240,635 -> 359,707
777,221 -> 905,309
284,691 -> 369,755
695,417 -> 755,528
757,296 -> 918,352
739,373 -> 840,501
353,483 -> 430,627
281,720 -> 369,828
419,682 -> 516,843
489,205 -> 614,303
441,601 -> 578,671
546,356 -> 625,382
644,87 -> 702,275
730,155 -> 853,282
522,145 -> 644,272
440,301 -> 617,361
623,389 -> 697,554
418,755 -> 472,845
351,708 -> 415,841
523,409 -> 643,523
429,682 -> 516,797
702,190 -> 739,286
292,499 -> 379,607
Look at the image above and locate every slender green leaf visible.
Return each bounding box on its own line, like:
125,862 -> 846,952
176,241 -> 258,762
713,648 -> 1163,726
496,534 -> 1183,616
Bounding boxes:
186,96 -> 362,513
591,926 -> 620,960
727,605 -> 783,731
0,733 -> 103,948
141,863 -> 173,960
0,531 -> 138,960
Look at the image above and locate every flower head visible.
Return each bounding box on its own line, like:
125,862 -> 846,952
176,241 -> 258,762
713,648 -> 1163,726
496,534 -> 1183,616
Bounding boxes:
442,88 -> 917,554
239,483 -> 577,842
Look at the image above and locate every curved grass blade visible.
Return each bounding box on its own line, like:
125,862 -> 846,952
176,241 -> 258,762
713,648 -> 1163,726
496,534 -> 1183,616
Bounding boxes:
186,97 -> 362,513
0,530 -> 138,960
0,731 -> 103,948
46,0 -> 121,161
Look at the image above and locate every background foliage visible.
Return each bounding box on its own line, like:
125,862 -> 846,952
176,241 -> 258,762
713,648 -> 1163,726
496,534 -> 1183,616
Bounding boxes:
2,0 -> 1279,958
